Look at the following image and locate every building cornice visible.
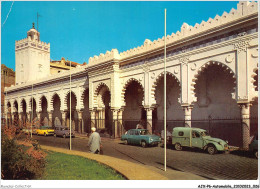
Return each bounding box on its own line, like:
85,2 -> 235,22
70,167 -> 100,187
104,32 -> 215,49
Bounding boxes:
5,66 -> 88,93
87,2 -> 258,66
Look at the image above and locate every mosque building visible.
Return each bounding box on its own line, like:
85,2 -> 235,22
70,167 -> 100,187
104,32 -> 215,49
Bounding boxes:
4,2 -> 258,149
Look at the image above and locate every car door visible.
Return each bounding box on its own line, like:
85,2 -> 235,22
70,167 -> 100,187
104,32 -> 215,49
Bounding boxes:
38,127 -> 43,135
133,130 -> 141,145
127,130 -> 134,144
191,131 -> 203,149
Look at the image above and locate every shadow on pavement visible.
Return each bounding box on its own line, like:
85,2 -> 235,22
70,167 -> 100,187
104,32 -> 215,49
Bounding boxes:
160,144 -> 227,155
156,162 -> 184,172
229,150 -> 257,159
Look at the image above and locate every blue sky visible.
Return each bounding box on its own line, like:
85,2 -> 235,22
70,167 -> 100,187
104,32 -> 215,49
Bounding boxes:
1,1 -> 238,71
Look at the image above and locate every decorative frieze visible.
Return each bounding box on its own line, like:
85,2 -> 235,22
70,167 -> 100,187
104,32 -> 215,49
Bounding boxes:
234,40 -> 250,53
179,56 -> 190,66
121,25 -> 257,70
142,63 -> 150,73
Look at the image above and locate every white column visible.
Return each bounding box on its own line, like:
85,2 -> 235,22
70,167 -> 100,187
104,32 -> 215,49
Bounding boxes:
90,110 -> 96,128
146,108 -> 153,134
112,109 -> 118,138
182,105 -> 193,127
78,110 -> 83,133
239,103 -> 250,149
118,109 -> 123,136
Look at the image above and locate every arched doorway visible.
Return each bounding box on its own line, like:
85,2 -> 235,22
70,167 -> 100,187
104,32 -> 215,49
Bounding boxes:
7,102 -> 11,127
153,72 -> 182,133
13,101 -> 19,126
21,99 -> 27,126
30,97 -> 37,124
82,89 -> 91,133
122,79 -> 144,131
66,92 -> 78,131
192,63 -> 240,146
52,94 -> 62,127
95,84 -> 112,135
250,68 -> 258,136
40,96 -> 48,126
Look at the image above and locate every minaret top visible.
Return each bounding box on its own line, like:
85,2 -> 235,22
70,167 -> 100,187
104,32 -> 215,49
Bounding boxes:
27,22 -> 40,41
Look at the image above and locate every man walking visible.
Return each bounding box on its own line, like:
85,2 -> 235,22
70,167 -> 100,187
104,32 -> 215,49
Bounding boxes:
88,127 -> 101,154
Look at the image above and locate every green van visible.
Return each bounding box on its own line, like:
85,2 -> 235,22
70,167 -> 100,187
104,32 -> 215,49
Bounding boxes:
172,127 -> 229,155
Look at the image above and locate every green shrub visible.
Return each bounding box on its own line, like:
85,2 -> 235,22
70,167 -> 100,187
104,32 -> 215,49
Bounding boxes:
1,125 -> 46,180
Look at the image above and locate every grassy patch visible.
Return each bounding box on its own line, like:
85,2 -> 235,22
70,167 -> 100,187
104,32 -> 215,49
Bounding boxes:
39,151 -> 126,180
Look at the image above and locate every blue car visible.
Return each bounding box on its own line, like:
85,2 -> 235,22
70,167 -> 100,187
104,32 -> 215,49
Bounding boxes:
249,134 -> 258,158
121,129 -> 161,148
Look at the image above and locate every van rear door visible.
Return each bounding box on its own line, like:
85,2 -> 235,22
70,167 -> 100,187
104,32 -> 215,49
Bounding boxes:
174,130 -> 190,147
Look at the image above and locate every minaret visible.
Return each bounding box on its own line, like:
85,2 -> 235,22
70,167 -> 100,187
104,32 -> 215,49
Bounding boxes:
15,23 -> 50,85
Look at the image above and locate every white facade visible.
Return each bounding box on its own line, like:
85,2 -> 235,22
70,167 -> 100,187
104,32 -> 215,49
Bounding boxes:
5,2 -> 258,149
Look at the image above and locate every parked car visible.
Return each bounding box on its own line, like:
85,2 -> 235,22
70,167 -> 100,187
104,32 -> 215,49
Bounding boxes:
121,129 -> 161,148
172,127 -> 229,155
36,126 -> 54,136
54,126 -> 75,138
22,125 -> 37,135
249,134 -> 258,158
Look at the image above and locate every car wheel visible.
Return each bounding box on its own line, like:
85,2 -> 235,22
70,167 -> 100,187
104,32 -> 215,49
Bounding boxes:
44,133 -> 47,137
255,151 -> 258,159
63,134 -> 66,138
207,145 -> 216,155
124,140 -> 128,145
175,143 -> 182,151
54,133 -> 56,137
141,141 -> 147,148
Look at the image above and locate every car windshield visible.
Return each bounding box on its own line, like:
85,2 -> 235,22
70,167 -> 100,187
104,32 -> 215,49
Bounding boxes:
201,131 -> 209,137
62,128 -> 69,131
42,127 -> 51,130
140,130 -> 151,135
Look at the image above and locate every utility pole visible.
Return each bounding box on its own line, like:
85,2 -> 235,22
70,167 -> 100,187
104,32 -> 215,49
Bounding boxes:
164,8 -> 167,172
70,61 -> 72,150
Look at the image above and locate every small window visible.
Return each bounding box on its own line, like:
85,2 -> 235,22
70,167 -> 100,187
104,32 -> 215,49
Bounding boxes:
135,130 -> 140,135
178,131 -> 184,136
129,130 -> 134,135
192,131 -> 200,138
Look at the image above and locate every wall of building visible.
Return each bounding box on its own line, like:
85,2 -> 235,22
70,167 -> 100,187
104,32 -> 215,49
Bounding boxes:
1,64 -> 15,120
4,2 -> 258,147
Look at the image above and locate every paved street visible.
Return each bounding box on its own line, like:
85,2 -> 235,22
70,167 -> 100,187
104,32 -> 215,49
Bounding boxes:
30,134 -> 258,180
